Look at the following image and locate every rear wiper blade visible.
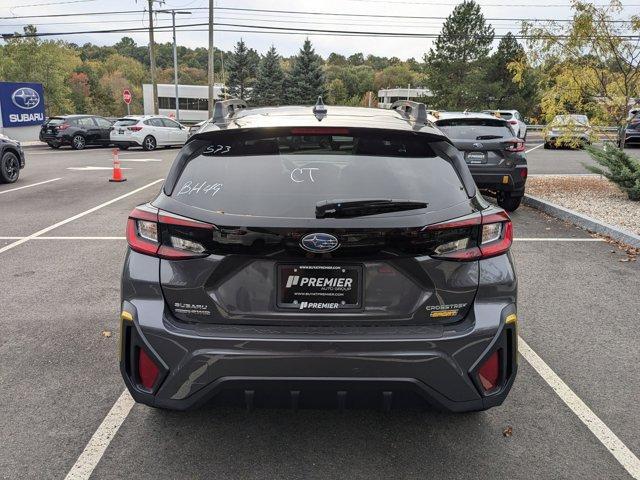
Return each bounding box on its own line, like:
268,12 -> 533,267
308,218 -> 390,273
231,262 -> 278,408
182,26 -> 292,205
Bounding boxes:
476,135 -> 503,140
316,198 -> 428,219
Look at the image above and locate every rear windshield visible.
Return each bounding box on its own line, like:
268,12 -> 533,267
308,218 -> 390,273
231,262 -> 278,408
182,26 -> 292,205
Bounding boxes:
552,115 -> 588,125
47,118 -> 66,126
113,118 -> 139,127
173,132 -> 467,218
436,119 -> 513,140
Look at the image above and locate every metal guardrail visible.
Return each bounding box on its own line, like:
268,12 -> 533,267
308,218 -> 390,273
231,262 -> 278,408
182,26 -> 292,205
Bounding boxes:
526,124 -> 619,132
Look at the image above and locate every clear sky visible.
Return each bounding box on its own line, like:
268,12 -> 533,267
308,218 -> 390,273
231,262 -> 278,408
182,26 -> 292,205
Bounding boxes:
1,0 -> 637,59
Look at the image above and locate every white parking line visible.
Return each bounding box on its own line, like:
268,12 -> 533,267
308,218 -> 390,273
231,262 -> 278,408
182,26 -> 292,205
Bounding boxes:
66,339 -> 640,480
0,179 -> 163,255
525,143 -> 544,154
0,177 -> 61,195
519,337 -> 640,479
64,390 -> 135,480
0,236 -> 127,240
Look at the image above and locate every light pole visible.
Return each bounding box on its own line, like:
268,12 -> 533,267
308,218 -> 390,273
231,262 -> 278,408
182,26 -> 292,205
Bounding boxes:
208,0 -> 214,117
158,9 -> 191,122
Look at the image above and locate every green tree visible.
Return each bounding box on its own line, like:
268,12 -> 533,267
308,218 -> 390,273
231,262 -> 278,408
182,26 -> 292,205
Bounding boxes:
484,32 -> 538,116
424,0 -> 494,110
227,39 -> 259,99
522,1 -> 640,127
284,39 -> 326,105
373,64 -> 423,91
0,25 -> 80,115
327,78 -> 348,104
252,46 -> 285,106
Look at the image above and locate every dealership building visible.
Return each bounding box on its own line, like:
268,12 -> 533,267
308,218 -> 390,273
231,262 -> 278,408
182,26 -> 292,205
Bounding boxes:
377,87 -> 431,109
142,83 -> 226,123
0,81 -> 46,142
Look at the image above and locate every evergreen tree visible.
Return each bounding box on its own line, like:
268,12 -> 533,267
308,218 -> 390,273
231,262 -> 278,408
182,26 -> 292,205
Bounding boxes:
484,32 -> 538,115
425,0 -> 494,110
252,46 -> 285,106
227,39 -> 258,100
284,39 -> 326,105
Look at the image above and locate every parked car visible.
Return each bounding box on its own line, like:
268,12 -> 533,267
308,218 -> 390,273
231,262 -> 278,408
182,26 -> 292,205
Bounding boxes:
110,115 -> 189,151
544,114 -> 592,149
482,110 -> 527,140
188,119 -> 208,136
432,111 -> 528,211
119,99 -> 518,412
39,115 -> 114,150
618,111 -> 640,148
0,133 -> 25,184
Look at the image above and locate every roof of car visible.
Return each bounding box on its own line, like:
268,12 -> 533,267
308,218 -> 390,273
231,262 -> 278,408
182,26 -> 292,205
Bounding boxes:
431,111 -> 508,122
199,105 -> 446,136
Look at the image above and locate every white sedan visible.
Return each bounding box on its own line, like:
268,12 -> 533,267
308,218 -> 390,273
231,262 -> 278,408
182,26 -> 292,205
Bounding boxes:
110,115 -> 189,151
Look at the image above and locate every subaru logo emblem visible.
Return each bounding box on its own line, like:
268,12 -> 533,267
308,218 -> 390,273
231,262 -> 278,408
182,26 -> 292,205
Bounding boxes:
12,87 -> 40,110
300,233 -> 339,253
472,142 -> 483,149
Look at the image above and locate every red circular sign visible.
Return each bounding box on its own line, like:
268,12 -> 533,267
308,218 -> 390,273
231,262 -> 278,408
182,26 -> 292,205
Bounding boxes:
123,89 -> 132,105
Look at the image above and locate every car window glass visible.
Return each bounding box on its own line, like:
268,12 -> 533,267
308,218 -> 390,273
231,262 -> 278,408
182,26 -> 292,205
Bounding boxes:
150,118 -> 164,127
436,119 -> 513,139
162,118 -> 181,128
114,119 -> 139,127
48,118 -> 66,126
77,117 -> 95,129
95,117 -> 112,128
173,133 -> 467,218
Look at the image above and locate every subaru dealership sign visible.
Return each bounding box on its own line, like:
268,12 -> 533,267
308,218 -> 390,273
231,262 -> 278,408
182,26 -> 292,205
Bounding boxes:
0,82 -> 45,127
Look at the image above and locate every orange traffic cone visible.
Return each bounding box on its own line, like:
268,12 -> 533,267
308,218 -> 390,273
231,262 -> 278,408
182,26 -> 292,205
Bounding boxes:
109,148 -> 126,182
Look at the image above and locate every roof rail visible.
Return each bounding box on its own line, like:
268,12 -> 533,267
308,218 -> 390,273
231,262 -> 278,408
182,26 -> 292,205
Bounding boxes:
212,98 -> 248,124
390,100 -> 428,124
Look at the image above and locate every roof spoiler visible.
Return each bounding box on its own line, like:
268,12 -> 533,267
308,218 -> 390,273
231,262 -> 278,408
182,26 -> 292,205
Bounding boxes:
212,98 -> 247,124
390,100 -> 428,124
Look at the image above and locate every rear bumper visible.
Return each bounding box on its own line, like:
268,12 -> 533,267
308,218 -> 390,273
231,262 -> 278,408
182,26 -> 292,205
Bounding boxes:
468,165 -> 527,195
39,133 -> 68,145
119,253 -> 519,412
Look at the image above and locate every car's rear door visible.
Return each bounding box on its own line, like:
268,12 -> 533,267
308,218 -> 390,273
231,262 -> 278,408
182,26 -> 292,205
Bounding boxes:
150,127 -> 481,327
94,117 -> 114,144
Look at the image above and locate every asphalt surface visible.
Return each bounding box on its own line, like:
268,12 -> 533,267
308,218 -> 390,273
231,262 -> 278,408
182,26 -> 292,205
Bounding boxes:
0,145 -> 638,479
524,141 -> 640,175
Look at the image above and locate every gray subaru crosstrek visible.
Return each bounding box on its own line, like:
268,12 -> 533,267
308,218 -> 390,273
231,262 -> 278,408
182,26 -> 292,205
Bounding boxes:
119,100 -> 518,412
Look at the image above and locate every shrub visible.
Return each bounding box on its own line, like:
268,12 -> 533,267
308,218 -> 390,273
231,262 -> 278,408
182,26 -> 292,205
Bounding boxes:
584,144 -> 640,201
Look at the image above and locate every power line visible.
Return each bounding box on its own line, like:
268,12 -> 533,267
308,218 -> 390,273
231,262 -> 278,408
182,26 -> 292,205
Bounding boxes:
3,21 -> 639,39
0,5 -> 636,23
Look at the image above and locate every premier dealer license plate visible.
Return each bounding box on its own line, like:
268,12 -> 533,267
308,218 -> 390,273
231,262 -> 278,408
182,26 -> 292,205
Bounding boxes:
277,264 -> 362,311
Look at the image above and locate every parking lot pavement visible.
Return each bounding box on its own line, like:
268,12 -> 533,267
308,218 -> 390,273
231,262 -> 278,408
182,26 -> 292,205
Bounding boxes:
524,143 -> 640,175
1,149 -> 639,479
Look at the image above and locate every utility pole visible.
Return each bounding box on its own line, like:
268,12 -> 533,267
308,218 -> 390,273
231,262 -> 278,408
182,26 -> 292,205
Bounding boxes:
158,9 -> 191,121
148,0 -> 160,114
208,0 -> 214,117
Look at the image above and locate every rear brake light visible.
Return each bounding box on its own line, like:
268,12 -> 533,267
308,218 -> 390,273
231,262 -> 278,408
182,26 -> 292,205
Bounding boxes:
478,350 -> 500,392
290,128 -> 350,135
519,167 -> 528,180
127,126 -> 143,131
127,207 -> 215,260
57,123 -> 70,131
426,211 -> 512,261
138,348 -> 160,390
505,141 -> 525,152
509,119 -> 518,125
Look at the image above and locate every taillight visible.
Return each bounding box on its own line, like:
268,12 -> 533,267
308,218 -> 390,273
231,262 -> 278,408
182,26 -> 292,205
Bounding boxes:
127,126 -> 143,131
519,167 -> 528,180
477,350 -> 500,392
505,141 -> 525,152
509,119 -> 518,125
137,348 -> 160,390
57,123 -> 70,131
126,207 -> 215,260
426,210 -> 513,261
